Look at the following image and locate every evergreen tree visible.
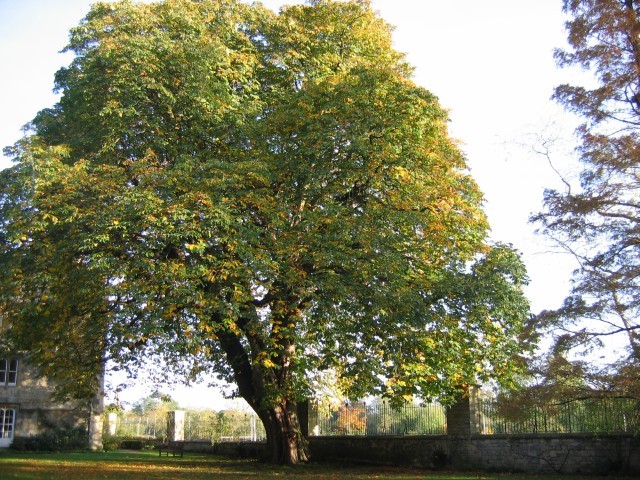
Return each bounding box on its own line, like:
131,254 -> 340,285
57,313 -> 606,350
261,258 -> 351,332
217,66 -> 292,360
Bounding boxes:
534,0 -> 640,397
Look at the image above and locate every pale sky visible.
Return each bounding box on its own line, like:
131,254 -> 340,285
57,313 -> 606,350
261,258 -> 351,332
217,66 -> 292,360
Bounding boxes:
0,0 -> 581,408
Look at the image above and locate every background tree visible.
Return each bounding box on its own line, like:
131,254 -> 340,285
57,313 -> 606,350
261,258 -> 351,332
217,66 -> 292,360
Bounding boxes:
131,391 -> 179,416
0,0 -> 531,463
532,0 -> 640,398
334,402 -> 366,435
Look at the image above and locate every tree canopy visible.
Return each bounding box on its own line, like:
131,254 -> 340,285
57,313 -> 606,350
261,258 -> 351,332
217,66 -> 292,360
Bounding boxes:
532,0 -> 640,399
0,0 -> 531,463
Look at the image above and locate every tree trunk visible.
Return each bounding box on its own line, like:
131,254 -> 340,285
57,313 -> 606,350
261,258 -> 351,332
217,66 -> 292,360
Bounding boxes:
258,399 -> 310,465
217,328 -> 310,464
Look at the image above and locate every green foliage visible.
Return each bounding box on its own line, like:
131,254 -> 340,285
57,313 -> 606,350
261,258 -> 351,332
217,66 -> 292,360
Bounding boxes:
11,425 -> 88,452
119,439 -> 156,450
101,435 -> 121,452
97,433 -> 155,452
0,0 -> 532,463
131,391 -> 179,415
208,409 -> 264,441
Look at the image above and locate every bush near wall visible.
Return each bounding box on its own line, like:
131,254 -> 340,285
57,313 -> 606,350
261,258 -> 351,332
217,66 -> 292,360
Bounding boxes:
101,435 -> 158,452
10,425 -> 88,452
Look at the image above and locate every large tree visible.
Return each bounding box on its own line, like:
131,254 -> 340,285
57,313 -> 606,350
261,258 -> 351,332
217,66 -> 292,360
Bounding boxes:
533,0 -> 640,398
0,0 -> 531,463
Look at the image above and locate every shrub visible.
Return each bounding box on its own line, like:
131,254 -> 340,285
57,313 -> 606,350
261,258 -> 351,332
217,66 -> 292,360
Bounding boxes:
101,435 -> 121,452
120,439 -> 146,450
99,435 -> 157,451
10,425 -> 88,452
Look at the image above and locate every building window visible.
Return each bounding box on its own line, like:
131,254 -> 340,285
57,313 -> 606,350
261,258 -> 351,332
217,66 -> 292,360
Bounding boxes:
0,408 -> 15,440
0,359 -> 18,385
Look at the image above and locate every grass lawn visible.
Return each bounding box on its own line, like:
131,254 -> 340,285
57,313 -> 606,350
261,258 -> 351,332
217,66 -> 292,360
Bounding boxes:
0,450 -> 633,480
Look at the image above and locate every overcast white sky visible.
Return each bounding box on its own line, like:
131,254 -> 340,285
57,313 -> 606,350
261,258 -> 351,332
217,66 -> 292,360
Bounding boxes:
0,0 -> 581,408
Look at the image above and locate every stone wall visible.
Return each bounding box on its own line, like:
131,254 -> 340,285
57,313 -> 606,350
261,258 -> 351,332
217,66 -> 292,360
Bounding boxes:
307,434 -> 640,474
164,391 -> 639,474
190,434 -> 638,474
1,359 -> 79,411
460,434 -> 639,474
0,356 -> 103,449
188,390 -> 639,474
309,435 -> 449,469
306,389 -> 639,475
167,410 -> 185,442
210,440 -> 267,458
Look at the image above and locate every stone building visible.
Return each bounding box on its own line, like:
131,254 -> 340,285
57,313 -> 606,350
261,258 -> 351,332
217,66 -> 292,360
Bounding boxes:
0,317 -> 103,449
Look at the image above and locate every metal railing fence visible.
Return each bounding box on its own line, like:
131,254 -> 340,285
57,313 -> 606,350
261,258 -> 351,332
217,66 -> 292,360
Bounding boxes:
309,400 -> 447,436
183,409 -> 266,442
109,410 -> 265,442
112,414 -> 165,439
478,397 -> 640,435
107,396 -> 640,441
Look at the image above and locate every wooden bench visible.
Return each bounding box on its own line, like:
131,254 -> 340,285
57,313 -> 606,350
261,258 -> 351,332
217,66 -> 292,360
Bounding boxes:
157,441 -> 184,457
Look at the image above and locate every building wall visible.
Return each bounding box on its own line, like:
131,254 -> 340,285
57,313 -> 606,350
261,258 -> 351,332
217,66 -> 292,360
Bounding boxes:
0,355 -> 103,449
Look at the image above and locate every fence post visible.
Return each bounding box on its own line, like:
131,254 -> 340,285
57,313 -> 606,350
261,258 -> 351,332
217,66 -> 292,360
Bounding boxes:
88,410 -> 104,451
107,412 -> 118,436
446,385 -> 481,436
298,400 -> 309,437
307,400 -> 320,436
167,410 -> 185,442
445,386 -> 481,469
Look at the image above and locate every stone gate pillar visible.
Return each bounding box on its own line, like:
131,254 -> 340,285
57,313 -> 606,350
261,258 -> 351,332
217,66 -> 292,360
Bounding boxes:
298,399 -> 309,437
87,390 -> 104,451
446,385 -> 481,436
88,411 -> 104,451
167,410 -> 185,442
445,385 -> 482,469
306,399 -> 320,436
107,412 -> 118,436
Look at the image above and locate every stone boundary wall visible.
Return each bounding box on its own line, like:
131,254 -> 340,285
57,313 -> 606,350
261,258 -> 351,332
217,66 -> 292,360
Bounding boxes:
166,389 -> 639,474
172,434 -> 640,475
462,434 -> 639,474
182,440 -> 215,454
308,434 -> 640,475
177,434 -> 639,474
309,435 -> 449,469
208,440 -> 266,458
